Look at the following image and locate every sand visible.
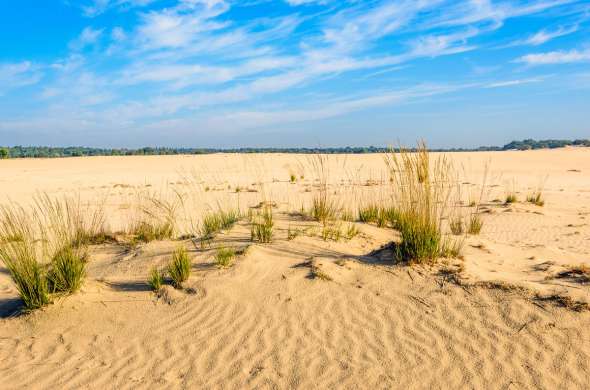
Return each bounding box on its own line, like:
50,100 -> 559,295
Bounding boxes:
1,148 -> 589,389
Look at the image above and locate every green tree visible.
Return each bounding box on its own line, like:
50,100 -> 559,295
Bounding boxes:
0,148 -> 9,159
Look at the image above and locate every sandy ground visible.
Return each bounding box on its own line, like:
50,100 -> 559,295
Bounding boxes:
1,149 -> 589,389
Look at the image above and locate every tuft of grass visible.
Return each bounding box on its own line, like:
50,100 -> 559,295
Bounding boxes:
200,208 -> 240,246
345,223 -> 360,240
47,246 -> 86,294
358,204 -> 379,223
505,193 -> 517,204
168,246 -> 191,288
340,209 -> 355,222
215,247 -> 235,268
130,192 -> 180,243
467,214 -> 483,235
287,225 -> 302,241
526,192 -> 544,207
321,224 -> 342,241
251,206 -> 273,243
0,205 -> 50,310
148,267 -> 164,292
449,216 -> 464,235
384,142 -> 459,264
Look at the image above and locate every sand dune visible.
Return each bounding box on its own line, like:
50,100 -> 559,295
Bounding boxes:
1,149 -> 589,389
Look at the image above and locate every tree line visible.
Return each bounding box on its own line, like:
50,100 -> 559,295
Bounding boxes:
0,139 -> 588,159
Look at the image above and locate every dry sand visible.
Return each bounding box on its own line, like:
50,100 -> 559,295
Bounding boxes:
1,148 -> 589,389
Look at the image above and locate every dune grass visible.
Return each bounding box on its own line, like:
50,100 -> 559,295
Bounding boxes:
168,246 -> 191,288
251,206 -> 274,243
0,204 -> 50,310
467,214 -> 483,235
148,267 -> 164,292
130,192 -> 180,243
200,208 -> 240,244
215,247 -> 235,268
384,142 -> 461,264
47,246 -> 86,294
527,191 -> 545,207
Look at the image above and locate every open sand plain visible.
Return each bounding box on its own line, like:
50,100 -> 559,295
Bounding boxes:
1,148 -> 590,389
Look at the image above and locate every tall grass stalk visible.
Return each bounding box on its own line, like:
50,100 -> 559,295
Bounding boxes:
0,204 -> 50,310
384,142 -> 458,263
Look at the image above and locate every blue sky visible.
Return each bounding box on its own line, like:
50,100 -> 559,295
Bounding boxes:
1,0 -> 589,148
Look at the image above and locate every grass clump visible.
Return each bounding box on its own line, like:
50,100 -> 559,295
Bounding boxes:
505,193 -> 517,204
251,206 -> 273,243
130,193 -> 179,243
321,224 -> 342,241
449,216 -> 464,235
384,142 -> 459,263
467,214 -> 483,235
215,247 -> 235,268
358,204 -> 379,223
201,208 -> 240,242
0,205 -> 50,311
148,267 -> 165,292
47,246 -> 86,294
168,246 -> 191,288
526,192 -> 544,207
345,223 -> 360,240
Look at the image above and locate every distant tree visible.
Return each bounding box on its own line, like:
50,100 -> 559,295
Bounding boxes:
0,148 -> 9,159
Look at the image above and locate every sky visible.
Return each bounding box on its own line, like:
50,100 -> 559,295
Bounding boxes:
0,0 -> 589,149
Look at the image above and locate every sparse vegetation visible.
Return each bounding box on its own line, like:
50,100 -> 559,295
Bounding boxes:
168,246 -> 191,288
0,205 -> 50,310
527,192 -> 544,207
505,193 -> 517,204
384,142 -> 460,263
345,223 -> 360,240
467,214 -> 483,235
321,224 -> 342,241
47,246 -> 86,294
130,193 -> 179,243
215,247 -> 235,268
148,267 -> 164,292
251,206 -> 273,243
200,208 -> 240,244
358,204 -> 379,223
449,216 -> 464,235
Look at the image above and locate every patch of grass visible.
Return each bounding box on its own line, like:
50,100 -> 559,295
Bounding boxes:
148,267 -> 164,292
505,193 -> 517,204
340,209 -> 355,222
47,246 -> 86,294
251,206 -> 273,243
0,205 -> 50,311
321,224 -> 342,241
345,223 -> 360,240
130,192 -> 180,243
526,192 -> 544,207
384,142 -> 459,264
287,225 -> 302,241
449,216 -> 464,235
168,246 -> 191,289
215,247 -> 235,268
358,204 -> 379,223
467,214 -> 483,235
200,208 -> 240,244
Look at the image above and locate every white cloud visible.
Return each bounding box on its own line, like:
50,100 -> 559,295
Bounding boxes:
485,78 -> 543,88
69,27 -> 104,51
516,48 -> 590,65
0,62 -> 42,94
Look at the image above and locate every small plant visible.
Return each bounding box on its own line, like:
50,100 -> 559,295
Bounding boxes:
467,214 -> 483,235
168,246 -> 191,288
358,204 -> 379,223
290,174 -> 297,183
321,224 -> 342,241
505,193 -> 517,204
527,192 -> 544,206
345,223 -> 360,240
0,205 -> 50,310
340,209 -> 354,222
148,267 -> 164,292
311,195 -> 338,225
47,246 -> 86,294
200,208 -> 240,244
215,247 -> 235,268
449,216 -> 464,235
287,225 -> 302,240
251,206 -> 273,243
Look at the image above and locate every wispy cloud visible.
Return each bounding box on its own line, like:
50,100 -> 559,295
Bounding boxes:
69,27 -> 104,51
0,62 -> 42,95
516,48 -> 590,65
